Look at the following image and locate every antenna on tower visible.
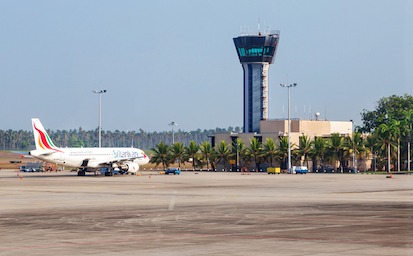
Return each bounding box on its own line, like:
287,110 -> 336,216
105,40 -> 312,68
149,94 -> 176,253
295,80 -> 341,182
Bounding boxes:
258,18 -> 261,35
303,105 -> 306,120
315,112 -> 320,121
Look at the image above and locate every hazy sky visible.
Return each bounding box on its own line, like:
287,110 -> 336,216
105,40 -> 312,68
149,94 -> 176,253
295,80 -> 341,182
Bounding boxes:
1,0 -> 412,132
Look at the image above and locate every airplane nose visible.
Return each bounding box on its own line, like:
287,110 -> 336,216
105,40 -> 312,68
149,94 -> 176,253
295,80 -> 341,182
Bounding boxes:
144,154 -> 150,163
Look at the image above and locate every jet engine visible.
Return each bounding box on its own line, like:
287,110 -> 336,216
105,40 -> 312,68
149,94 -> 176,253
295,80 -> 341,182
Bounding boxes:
123,162 -> 140,173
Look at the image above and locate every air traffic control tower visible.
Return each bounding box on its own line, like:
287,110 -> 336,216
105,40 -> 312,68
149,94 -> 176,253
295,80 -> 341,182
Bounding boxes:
233,31 -> 280,133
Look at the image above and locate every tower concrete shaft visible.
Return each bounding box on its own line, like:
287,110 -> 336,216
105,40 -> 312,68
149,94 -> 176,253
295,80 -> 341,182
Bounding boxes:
242,63 -> 269,133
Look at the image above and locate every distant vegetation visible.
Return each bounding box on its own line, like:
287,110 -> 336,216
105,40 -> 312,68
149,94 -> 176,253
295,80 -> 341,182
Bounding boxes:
0,126 -> 242,151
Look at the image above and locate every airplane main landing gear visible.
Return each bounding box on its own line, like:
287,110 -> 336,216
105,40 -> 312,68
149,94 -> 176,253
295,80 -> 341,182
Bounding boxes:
78,169 -> 86,176
104,170 -> 113,176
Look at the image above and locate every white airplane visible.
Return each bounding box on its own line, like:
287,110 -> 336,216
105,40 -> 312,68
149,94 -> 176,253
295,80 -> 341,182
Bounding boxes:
29,118 -> 150,176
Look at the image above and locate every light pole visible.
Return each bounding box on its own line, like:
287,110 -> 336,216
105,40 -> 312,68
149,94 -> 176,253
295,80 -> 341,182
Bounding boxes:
350,119 -> 356,173
280,83 -> 297,174
169,121 -> 178,144
92,89 -> 107,147
234,138 -> 239,171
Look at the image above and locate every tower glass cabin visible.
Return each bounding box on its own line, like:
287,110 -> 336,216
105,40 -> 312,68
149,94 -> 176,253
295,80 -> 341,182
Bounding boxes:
233,31 -> 280,133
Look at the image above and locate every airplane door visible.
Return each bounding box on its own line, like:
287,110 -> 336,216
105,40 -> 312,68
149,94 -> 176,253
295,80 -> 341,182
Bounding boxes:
58,152 -> 65,162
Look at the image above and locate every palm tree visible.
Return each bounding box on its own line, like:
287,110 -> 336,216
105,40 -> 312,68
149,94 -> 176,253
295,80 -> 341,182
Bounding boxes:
311,137 -> 327,171
365,133 -> 381,171
215,140 -> 232,171
342,135 -> 353,169
376,119 -> 400,172
247,137 -> 262,171
262,138 -> 278,167
392,120 -> 402,171
199,141 -> 213,170
185,140 -> 199,170
328,133 -> 345,171
297,135 -> 313,169
353,132 -> 369,172
150,142 -> 171,170
277,136 -> 289,170
401,109 -> 413,171
170,142 -> 185,168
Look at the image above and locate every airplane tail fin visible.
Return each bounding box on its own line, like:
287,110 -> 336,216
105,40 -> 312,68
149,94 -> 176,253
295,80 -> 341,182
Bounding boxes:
31,118 -> 58,150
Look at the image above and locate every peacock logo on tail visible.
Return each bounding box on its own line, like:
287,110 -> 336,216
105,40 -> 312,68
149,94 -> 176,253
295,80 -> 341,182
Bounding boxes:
33,123 -> 57,149
32,118 -> 61,151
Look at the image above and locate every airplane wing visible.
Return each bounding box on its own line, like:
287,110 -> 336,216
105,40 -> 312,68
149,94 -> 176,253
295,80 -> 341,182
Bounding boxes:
86,155 -> 147,168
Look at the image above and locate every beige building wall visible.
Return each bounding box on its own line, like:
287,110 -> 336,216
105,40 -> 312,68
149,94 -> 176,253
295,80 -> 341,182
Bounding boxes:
211,119 -> 360,171
214,119 -> 353,147
330,121 -> 353,136
260,119 -> 353,139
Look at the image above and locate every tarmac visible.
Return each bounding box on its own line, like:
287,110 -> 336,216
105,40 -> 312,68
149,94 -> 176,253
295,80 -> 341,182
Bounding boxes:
0,169 -> 412,256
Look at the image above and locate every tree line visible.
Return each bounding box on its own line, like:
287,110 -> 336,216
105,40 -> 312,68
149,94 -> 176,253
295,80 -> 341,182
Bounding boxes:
0,126 -> 242,151
150,134 -> 362,171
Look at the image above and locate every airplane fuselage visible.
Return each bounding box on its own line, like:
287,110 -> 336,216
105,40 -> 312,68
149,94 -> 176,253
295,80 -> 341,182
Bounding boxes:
30,147 -> 149,169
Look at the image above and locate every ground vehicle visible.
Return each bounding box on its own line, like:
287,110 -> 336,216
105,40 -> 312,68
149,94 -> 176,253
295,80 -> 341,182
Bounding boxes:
19,162 -> 43,172
288,166 -> 308,174
294,166 -> 308,174
267,167 -> 281,174
19,166 -> 29,172
165,168 -> 181,175
315,165 -> 335,173
100,167 -> 126,176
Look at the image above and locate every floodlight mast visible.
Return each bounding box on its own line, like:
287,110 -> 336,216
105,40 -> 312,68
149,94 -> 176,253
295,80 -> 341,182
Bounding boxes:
92,90 -> 107,147
350,119 -> 357,173
169,121 -> 178,144
280,83 -> 297,174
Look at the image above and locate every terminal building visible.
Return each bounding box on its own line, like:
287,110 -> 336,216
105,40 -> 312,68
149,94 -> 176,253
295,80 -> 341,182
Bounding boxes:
212,119 -> 353,149
210,30 -> 353,170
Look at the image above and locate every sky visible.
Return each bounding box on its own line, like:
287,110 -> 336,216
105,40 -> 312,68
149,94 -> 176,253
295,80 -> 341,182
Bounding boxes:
1,0 -> 412,132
